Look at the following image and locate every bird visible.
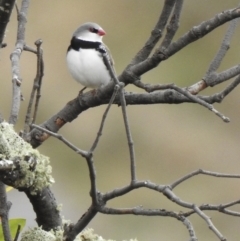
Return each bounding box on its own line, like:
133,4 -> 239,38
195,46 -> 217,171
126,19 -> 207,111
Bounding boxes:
66,22 -> 115,93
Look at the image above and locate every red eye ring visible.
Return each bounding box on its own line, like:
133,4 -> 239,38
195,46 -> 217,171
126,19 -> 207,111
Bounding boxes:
89,27 -> 98,34
89,27 -> 106,36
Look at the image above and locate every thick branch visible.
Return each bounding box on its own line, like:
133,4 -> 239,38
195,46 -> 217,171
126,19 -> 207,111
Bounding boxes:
25,187 -> 62,230
27,81 -> 240,148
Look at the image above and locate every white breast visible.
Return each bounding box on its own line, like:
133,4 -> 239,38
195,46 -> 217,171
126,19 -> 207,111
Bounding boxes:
66,48 -> 111,88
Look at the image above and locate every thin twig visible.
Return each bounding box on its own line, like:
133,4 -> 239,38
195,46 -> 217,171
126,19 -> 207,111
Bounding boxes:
131,0 -> 177,65
170,169 -> 240,189
32,39 -> 44,124
23,44 -> 37,54
187,63 -> 240,94
179,215 -> 198,241
22,39 -> 44,139
0,112 -> 4,123
187,18 -> 240,94
133,80 -> 174,92
220,199 -> 240,209
160,0 -> 184,49
9,0 -> 30,125
193,205 -> 226,241
102,48 -> 137,182
85,155 -> 98,206
15,3 -> 19,15
89,84 -> 120,153
0,182 -> 12,241
183,199 -> 240,218
134,80 -> 230,122
64,206 -> 98,241
31,124 -> 88,157
130,6 -> 240,78
119,88 -> 137,182
169,85 -> 230,123
13,225 -> 21,241
100,205 -> 197,241
204,18 -> 239,86
100,205 -> 178,217
215,73 -> 240,99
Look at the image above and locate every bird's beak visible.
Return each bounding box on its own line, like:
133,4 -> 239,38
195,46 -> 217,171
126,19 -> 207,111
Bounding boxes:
98,29 -> 106,36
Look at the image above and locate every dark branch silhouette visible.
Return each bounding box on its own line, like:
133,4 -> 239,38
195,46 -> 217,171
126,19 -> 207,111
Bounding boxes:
0,1 -> 240,241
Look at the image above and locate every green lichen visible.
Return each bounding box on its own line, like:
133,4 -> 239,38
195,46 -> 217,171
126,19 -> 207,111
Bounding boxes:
21,227 -> 56,241
0,122 -> 54,195
20,227 -> 138,241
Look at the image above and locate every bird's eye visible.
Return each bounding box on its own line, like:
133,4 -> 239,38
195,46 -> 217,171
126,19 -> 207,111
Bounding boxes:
89,27 -> 98,34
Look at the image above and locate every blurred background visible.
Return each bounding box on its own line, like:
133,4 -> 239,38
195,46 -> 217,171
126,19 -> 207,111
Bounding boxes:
1,1 -> 240,240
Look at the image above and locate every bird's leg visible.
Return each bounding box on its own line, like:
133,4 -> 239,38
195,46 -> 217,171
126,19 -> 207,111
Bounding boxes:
79,87 -> 87,95
90,89 -> 97,95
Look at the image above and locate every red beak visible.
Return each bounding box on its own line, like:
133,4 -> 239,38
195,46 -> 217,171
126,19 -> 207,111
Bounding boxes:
98,29 -> 106,36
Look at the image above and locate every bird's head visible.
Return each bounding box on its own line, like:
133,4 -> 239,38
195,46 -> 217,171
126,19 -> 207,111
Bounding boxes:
73,22 -> 106,42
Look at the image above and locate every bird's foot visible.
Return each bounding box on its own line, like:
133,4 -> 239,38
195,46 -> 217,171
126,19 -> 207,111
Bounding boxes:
79,87 -> 87,96
90,89 -> 97,95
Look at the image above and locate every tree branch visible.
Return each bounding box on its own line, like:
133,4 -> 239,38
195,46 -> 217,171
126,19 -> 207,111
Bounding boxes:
27,82 -> 239,149
25,187 -> 62,231
22,39 -> 44,140
130,0 -> 177,65
0,182 -> 12,241
193,205 -> 226,241
130,7 -> 240,78
160,0 -> 184,50
204,17 -> 239,86
9,0 -> 30,125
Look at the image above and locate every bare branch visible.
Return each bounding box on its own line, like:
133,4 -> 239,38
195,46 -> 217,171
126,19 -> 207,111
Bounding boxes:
194,205 -> 226,241
204,18 -> 240,86
22,39 -> 44,139
13,224 -> 21,241
100,205 -> 178,217
171,85 -> 230,122
9,0 -> 30,125
180,216 -> 198,241
89,84 -> 120,153
32,39 -> 44,125
63,206 -> 97,241
0,112 -> 4,123
119,88 -> 137,182
23,44 -> 37,54
205,64 -> 240,87
27,7 -> 240,148
187,20 -> 240,94
131,0 -> 177,65
0,182 -> 12,241
101,46 -> 137,182
100,206 -> 197,241
170,169 -> 240,189
160,0 -> 184,49
31,124 -> 88,157
130,7 -> 240,78
183,199 -> 240,218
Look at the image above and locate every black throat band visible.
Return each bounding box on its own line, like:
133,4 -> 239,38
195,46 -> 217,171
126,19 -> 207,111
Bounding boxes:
67,37 -> 102,52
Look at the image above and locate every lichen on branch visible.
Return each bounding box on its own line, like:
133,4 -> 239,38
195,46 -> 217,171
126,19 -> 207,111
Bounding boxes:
0,122 -> 54,195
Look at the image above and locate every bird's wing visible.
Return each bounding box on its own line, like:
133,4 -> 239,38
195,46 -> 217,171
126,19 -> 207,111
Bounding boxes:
99,43 -> 116,75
